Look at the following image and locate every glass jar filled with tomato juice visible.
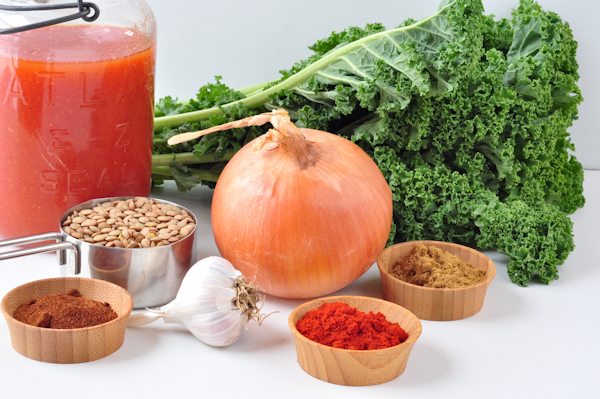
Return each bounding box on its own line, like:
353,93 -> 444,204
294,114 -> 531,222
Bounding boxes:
0,0 -> 157,239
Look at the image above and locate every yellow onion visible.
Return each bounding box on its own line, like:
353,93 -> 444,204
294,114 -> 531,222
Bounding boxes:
168,109 -> 392,298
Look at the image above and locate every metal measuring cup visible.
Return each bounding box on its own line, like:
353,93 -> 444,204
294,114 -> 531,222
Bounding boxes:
0,197 -> 197,308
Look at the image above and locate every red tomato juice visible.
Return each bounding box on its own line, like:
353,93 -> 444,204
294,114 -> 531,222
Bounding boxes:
0,25 -> 155,239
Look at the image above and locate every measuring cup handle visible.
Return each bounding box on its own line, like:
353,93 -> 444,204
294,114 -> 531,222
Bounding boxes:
0,233 -> 81,274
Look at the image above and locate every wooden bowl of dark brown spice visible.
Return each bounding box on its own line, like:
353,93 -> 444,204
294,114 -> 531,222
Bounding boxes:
377,241 -> 496,321
1,277 -> 133,363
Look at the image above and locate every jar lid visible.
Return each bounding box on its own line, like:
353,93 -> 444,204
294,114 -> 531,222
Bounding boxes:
0,0 -> 99,34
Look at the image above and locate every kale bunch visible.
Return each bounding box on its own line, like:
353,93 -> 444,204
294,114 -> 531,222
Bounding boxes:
152,0 -> 584,285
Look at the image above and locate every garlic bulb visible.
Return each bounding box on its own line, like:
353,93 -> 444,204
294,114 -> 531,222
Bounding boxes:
127,256 -> 267,346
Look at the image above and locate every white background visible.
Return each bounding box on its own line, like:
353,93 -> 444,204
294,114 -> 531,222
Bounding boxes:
1,1 -> 599,398
145,0 -> 600,170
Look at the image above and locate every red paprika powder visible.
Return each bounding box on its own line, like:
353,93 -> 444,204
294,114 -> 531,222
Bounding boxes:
295,302 -> 408,350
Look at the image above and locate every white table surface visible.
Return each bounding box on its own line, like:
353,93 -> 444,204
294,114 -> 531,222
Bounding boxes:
1,171 -> 599,399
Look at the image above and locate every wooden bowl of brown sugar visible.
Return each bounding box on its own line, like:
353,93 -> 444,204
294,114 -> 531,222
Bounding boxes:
1,277 -> 133,363
377,241 -> 496,321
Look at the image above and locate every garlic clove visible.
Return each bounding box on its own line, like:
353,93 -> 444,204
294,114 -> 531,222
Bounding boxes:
127,311 -> 163,327
177,307 -> 246,347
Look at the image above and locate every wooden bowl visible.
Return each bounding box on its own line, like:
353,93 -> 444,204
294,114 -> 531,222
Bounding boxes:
377,240 -> 496,321
1,277 -> 134,363
288,295 -> 422,386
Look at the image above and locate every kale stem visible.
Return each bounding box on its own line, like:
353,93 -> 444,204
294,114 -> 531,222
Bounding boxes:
152,150 -> 235,166
153,77 -> 298,132
238,81 -> 273,95
153,81 -> 275,132
151,166 -> 173,178
151,166 -> 220,183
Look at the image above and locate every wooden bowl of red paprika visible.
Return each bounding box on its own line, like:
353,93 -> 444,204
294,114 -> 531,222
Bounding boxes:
377,240 -> 496,321
1,277 -> 134,363
288,295 -> 422,386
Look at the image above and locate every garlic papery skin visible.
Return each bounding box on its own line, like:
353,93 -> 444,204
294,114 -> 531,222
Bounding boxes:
127,256 -> 265,347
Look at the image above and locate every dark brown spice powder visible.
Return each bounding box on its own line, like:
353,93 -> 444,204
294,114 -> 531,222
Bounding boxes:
390,243 -> 487,288
13,289 -> 118,329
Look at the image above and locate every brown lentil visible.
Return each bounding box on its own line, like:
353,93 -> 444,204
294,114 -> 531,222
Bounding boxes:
62,197 -> 195,248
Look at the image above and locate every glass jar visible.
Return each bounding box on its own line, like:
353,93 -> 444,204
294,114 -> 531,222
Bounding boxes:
0,0 -> 157,239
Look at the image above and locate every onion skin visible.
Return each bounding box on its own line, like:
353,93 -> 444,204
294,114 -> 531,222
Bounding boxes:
211,127 -> 393,299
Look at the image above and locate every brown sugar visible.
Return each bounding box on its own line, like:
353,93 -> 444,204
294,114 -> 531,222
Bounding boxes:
390,244 -> 486,288
13,289 -> 118,329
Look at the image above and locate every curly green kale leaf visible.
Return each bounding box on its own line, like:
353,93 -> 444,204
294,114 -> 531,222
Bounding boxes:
473,197 -> 574,285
